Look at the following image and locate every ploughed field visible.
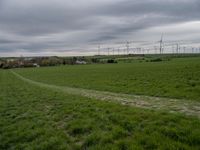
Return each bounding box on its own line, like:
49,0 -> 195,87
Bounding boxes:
1,56 -> 200,149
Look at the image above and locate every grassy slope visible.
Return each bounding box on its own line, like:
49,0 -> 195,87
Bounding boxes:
16,57 -> 200,101
0,70 -> 200,150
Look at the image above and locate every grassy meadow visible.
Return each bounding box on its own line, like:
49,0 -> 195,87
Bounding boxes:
15,56 -> 200,101
1,55 -> 200,150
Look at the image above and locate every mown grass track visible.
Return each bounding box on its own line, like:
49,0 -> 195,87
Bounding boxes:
11,70 -> 200,118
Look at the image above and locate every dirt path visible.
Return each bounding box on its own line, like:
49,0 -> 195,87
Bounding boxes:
11,70 -> 200,118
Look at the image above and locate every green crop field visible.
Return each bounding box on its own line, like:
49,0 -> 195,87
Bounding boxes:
1,56 -> 200,150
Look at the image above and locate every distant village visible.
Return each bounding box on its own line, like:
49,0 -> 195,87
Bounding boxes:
0,56 -> 89,69
0,56 -> 118,69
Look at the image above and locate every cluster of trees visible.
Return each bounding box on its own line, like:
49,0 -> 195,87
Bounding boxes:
63,57 -> 99,64
39,57 -> 63,66
0,62 -> 4,68
0,57 -> 63,69
0,60 -> 35,69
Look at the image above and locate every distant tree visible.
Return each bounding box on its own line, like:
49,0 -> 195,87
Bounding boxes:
63,60 -> 66,65
91,58 -> 100,63
107,59 -> 117,63
0,63 -> 3,68
40,59 -> 50,66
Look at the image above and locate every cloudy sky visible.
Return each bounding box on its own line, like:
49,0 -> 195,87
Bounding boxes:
0,0 -> 200,56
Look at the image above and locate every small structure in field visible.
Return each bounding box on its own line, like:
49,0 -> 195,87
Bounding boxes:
33,63 -> 40,67
75,60 -> 87,64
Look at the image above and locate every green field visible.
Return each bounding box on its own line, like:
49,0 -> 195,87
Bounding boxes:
1,56 -> 200,149
15,57 -> 200,101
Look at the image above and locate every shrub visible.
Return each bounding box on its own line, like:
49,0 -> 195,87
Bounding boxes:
150,58 -> 163,62
107,59 -> 118,63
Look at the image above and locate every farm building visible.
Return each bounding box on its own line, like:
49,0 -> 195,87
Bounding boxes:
75,60 -> 87,64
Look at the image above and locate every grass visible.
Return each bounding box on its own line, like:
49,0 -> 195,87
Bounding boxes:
0,69 -> 200,149
15,56 -> 200,101
1,55 -> 200,149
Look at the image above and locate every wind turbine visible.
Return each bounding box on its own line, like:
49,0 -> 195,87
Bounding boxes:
176,43 -> 179,54
159,34 -> 163,54
98,45 -> 100,56
107,47 -> 110,56
126,41 -> 130,55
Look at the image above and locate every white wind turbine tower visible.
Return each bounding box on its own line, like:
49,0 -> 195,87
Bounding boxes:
107,47 -> 110,56
159,34 -> 163,54
98,45 -> 100,56
126,41 -> 130,55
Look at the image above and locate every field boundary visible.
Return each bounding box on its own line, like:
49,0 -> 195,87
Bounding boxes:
11,70 -> 200,118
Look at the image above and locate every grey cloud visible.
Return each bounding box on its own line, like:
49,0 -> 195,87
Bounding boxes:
0,0 -> 200,56
90,0 -> 200,40
96,0 -> 200,18
0,39 -> 19,44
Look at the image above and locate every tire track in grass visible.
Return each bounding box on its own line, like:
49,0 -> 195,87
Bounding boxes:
11,70 -> 200,118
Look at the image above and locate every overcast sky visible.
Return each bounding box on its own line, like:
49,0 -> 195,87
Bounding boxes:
0,0 -> 200,56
